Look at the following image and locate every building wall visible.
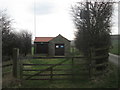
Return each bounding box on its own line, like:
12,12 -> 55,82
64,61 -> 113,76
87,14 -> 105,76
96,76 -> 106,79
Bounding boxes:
34,42 -> 49,54
49,35 -> 70,56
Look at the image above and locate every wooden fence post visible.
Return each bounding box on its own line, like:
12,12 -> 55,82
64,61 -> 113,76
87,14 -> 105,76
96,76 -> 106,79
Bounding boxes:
20,59 -> 23,80
50,67 -> 53,81
12,48 -> 19,78
88,48 -> 93,79
72,57 -> 74,67
72,57 -> 74,81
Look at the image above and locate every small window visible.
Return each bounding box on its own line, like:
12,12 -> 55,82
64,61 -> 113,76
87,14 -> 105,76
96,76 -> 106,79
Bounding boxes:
56,45 -> 59,48
60,45 -> 64,48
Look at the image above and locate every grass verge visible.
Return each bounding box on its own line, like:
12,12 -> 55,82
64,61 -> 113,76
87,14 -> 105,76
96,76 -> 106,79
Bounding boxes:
110,39 -> 120,55
2,58 -> 119,88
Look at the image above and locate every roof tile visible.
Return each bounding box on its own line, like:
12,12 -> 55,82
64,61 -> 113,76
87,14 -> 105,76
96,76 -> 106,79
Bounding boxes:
34,37 -> 54,42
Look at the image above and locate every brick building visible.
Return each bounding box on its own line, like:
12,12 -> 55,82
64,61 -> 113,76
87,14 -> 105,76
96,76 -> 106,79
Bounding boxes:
34,34 -> 70,56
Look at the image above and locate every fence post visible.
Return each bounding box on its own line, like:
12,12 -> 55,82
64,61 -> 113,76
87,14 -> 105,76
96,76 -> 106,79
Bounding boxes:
72,57 -> 74,67
88,48 -> 92,79
19,56 -> 23,86
12,48 -> 19,78
20,58 -> 23,80
72,57 -> 74,81
50,67 -> 53,81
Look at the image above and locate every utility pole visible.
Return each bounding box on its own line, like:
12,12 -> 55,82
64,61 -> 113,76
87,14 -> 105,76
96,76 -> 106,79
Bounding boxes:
34,0 -> 36,37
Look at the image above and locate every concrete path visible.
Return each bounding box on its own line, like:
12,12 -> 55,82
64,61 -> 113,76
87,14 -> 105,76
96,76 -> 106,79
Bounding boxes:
109,53 -> 119,66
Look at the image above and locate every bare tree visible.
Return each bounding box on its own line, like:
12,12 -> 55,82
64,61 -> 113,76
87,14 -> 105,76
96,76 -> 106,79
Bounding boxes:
18,30 -> 32,56
0,10 -> 16,57
1,10 -> 32,60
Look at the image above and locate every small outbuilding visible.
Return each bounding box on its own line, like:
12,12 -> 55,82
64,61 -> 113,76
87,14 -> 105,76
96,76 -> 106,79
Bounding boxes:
34,34 -> 70,56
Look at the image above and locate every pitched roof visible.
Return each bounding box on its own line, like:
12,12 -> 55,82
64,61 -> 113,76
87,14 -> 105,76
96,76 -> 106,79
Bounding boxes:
34,37 -> 55,42
50,34 -> 71,42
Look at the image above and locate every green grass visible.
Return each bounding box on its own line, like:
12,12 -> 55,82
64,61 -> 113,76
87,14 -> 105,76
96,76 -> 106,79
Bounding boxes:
89,63 -> 119,88
2,60 -> 13,75
110,39 -> 120,55
31,46 -> 34,55
70,47 -> 84,56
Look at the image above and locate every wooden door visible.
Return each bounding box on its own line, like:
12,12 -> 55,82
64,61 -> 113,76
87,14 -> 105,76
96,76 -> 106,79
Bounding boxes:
55,44 -> 65,56
36,43 -> 48,54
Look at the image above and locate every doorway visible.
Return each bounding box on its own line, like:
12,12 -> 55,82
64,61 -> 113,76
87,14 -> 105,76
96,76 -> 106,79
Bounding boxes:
55,44 -> 65,56
36,43 -> 48,54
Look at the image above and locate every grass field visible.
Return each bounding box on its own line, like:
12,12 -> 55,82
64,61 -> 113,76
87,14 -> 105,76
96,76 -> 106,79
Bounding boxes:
110,39 -> 119,55
2,57 -> 119,88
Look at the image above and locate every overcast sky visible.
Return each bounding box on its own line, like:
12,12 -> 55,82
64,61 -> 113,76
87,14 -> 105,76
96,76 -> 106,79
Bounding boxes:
0,0 -> 119,40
